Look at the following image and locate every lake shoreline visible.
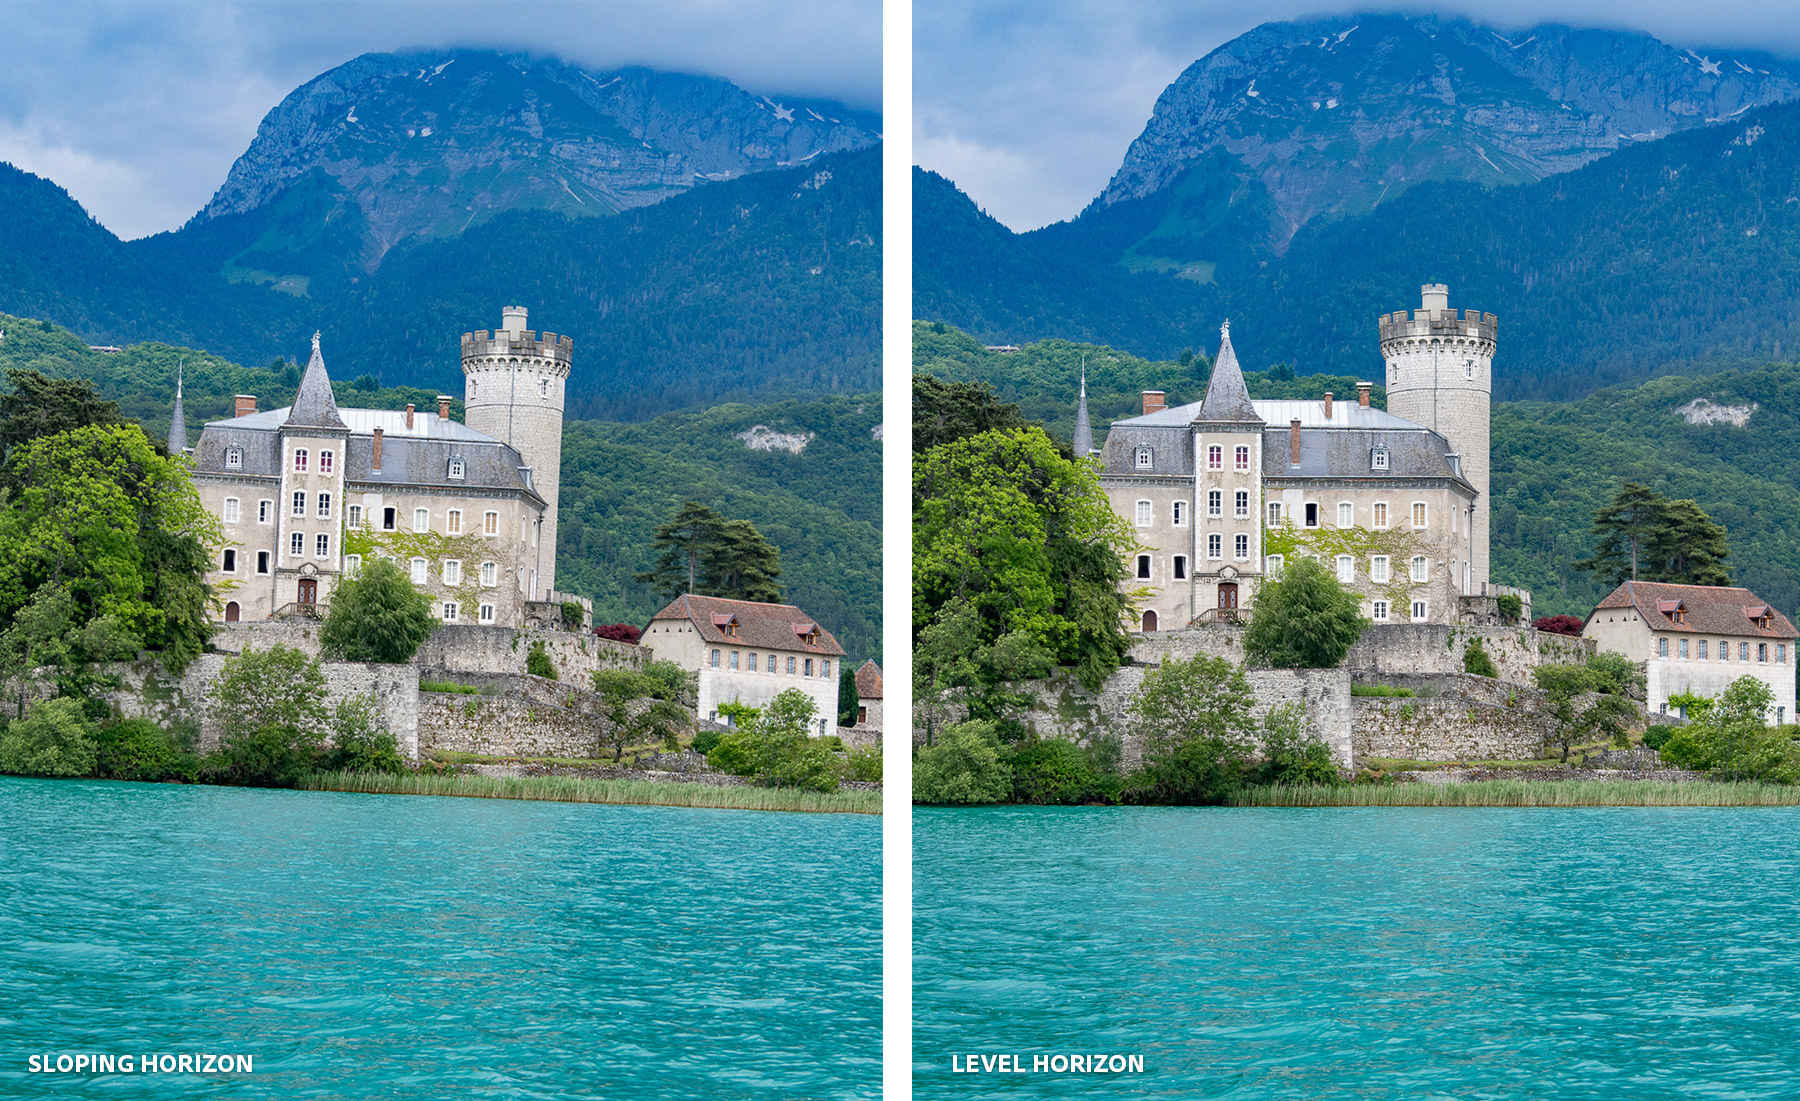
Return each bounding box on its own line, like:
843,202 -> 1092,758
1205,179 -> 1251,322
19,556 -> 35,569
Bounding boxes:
305,769 -> 882,815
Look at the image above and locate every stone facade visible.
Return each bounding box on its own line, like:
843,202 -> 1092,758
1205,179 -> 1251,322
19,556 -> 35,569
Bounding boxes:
643,594 -> 846,738
1352,692 -> 1561,764
417,676 -> 613,759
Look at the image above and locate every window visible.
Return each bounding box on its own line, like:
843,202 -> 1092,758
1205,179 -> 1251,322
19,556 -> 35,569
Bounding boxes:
1699,640 -> 1709,660
1207,446 -> 1223,471
710,650 -> 720,668
730,651 -> 740,670
1337,502 -> 1353,529
347,504 -> 363,530
1722,640 -> 1731,661
448,509 -> 463,535
1208,490 -> 1222,518
1372,600 -> 1390,623
222,548 -> 237,572
1208,534 -> 1222,560
787,656 -> 797,674
1370,556 -> 1390,583
1136,554 -> 1151,580
1741,642 -> 1751,661
443,560 -> 462,586
1172,500 -> 1187,526
479,604 -> 495,623
225,447 -> 243,470
748,651 -> 759,672
1135,500 -> 1152,528
1234,445 -> 1250,471
822,660 -> 831,679
1373,502 -> 1389,529
1371,448 -> 1389,471
1410,556 -> 1429,583
448,457 -> 465,480
315,533 -> 329,558
1267,502 -> 1283,526
223,497 -> 240,523
1135,447 -> 1153,470
481,562 -> 497,587
291,491 -> 306,517
443,603 -> 459,622
805,658 -> 815,676
484,511 -> 499,536
1411,600 -> 1428,621
1759,643 -> 1769,663
1336,555 -> 1354,583
1173,555 -> 1187,580
410,557 -> 427,585
292,448 -> 308,472
1658,638 -> 1669,657
317,492 -> 331,519
256,550 -> 269,575
1234,490 -> 1250,519
1304,502 -> 1319,528
1234,534 -> 1249,560
413,508 -> 429,533
289,532 -> 303,557
1679,639 -> 1690,658
320,450 -> 334,474
344,554 -> 362,577
1265,554 -> 1284,578
1781,645 -> 1788,663
258,500 -> 272,524
767,655 -> 776,672
1412,502 -> 1428,530
539,378 -> 550,398
382,507 -> 397,531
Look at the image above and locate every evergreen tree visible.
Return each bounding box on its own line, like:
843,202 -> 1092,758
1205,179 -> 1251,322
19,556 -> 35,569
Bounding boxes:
1649,498 -> 1731,586
0,369 -> 123,469
636,501 -> 726,596
1243,557 -> 1368,669
635,502 -> 783,602
1578,483 -> 1732,587
912,375 -> 1029,455
1576,482 -> 1669,585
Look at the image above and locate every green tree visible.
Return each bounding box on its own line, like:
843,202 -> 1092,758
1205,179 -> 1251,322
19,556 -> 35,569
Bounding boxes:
1577,483 -> 1731,587
1661,677 -> 1795,780
319,695 -> 406,774
319,558 -> 437,662
635,501 -> 783,602
1254,703 -> 1340,785
1648,498 -> 1731,586
526,641 -> 558,680
1533,663 -> 1639,762
0,697 -> 98,777
1463,638 -> 1499,678
0,423 -> 216,672
94,718 -> 197,782
1128,654 -> 1257,804
0,368 -> 122,466
912,375 -> 1030,454
1243,557 -> 1368,669
1576,482 -> 1667,585
205,646 -> 329,787
912,720 -> 1012,804
702,690 -> 837,790
592,668 -> 693,762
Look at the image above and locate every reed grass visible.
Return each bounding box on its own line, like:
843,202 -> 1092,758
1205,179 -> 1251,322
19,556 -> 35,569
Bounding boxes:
302,770 -> 880,815
1231,780 -> 1800,807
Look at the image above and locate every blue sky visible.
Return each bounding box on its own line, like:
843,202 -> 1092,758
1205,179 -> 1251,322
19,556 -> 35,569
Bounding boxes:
915,1 -> 1800,232
0,0 -> 880,239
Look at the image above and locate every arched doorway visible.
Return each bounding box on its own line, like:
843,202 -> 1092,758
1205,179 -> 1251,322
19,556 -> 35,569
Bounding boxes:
1218,582 -> 1239,621
1142,609 -> 1158,632
297,578 -> 317,608
224,601 -> 240,623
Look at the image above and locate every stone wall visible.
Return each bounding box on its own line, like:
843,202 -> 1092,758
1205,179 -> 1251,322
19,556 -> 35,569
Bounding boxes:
207,621 -> 642,681
1344,624 -> 1592,685
416,675 -> 613,759
1011,663 -> 1353,771
101,655 -> 421,759
1352,696 -> 1561,763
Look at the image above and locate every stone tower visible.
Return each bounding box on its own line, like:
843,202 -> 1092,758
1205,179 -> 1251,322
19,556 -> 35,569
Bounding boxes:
1189,321 -> 1265,621
1378,284 -> 1496,595
461,307 -> 572,599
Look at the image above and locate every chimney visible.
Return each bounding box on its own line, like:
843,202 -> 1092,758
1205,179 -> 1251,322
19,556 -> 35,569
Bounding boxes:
1142,390 -> 1166,415
1421,283 -> 1450,313
1323,391 -> 1334,418
1356,381 -> 1371,408
404,403 -> 415,429
1289,418 -> 1302,465
371,427 -> 383,470
436,394 -> 452,420
234,394 -> 256,417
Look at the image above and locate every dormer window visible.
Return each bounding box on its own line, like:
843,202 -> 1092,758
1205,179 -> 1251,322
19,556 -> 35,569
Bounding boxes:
1135,447 -> 1153,470
1658,599 -> 1687,625
1371,447 -> 1390,471
225,446 -> 243,470
448,456 -> 466,480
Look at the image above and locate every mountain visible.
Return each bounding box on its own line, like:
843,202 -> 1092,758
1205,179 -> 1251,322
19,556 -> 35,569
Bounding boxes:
1094,14 -> 1800,250
0,315 -> 881,661
914,322 -> 1800,622
192,50 -> 879,267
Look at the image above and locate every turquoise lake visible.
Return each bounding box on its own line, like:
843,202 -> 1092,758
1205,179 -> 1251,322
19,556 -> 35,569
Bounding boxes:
915,805 -> 1800,1099
0,777 -> 879,1098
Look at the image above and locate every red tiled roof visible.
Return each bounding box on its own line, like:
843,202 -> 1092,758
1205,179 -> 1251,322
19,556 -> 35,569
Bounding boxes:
854,660 -> 883,699
1592,581 -> 1797,638
647,593 -> 846,656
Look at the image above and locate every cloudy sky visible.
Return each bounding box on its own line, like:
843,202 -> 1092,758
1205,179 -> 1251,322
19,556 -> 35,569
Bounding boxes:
0,0 -> 880,240
916,1 -> 1800,232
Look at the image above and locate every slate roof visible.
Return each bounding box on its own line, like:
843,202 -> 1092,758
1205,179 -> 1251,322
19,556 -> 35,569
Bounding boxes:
167,368 -> 187,453
1593,581 -> 1797,639
648,594 -> 846,656
289,332 -> 346,430
854,659 -> 883,699
1264,425 -> 1472,489
1192,323 -> 1262,426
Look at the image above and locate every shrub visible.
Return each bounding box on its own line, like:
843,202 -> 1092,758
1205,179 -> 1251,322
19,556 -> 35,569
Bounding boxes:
1463,638 -> 1499,678
1351,684 -> 1415,698
560,601 -> 584,629
691,728 -> 724,757
594,623 -> 642,644
94,718 -> 197,782
1660,677 -> 1799,781
1008,738 -> 1114,804
767,736 -> 842,792
0,698 -> 98,777
1243,556 -> 1368,668
420,679 -> 481,694
706,730 -> 761,776
1496,593 -> 1524,623
1533,614 -> 1586,637
913,721 -> 1012,804
845,744 -> 882,782
320,558 -> 438,662
1254,705 -> 1340,785
319,696 -> 406,774
204,646 -> 329,787
526,641 -> 558,680
1131,733 -> 1251,805
1644,724 -> 1676,751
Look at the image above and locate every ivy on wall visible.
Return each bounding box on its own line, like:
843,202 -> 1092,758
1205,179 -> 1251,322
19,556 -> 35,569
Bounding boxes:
341,525 -> 497,617
1263,519 -> 1427,614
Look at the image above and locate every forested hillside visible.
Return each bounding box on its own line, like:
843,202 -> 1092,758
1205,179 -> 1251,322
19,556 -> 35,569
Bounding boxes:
915,322 -> 1800,620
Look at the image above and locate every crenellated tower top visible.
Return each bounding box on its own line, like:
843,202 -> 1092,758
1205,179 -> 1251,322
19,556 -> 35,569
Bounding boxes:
460,306 -> 573,375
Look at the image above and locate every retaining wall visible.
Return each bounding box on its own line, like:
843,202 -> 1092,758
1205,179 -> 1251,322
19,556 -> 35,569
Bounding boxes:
206,621 -> 642,681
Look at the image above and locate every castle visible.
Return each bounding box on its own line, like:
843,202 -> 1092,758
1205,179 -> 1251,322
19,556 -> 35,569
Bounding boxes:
186,307 -> 580,629
1090,284 -> 1525,631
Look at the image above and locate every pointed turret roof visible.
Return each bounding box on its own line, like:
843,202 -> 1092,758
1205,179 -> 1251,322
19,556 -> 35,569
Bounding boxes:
287,331 -> 346,430
1192,321 -> 1262,426
1072,362 -> 1094,456
167,364 -> 187,454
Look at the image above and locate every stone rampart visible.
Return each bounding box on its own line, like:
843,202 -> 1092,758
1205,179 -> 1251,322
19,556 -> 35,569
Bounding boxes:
207,621 -> 642,681
1352,695 -> 1561,763
1344,624 -> 1592,685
